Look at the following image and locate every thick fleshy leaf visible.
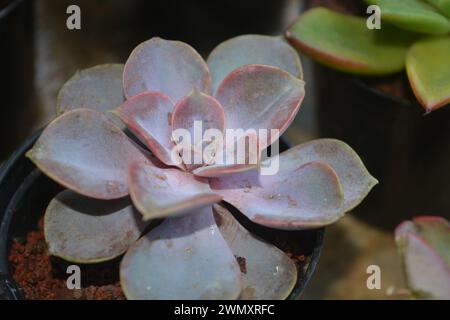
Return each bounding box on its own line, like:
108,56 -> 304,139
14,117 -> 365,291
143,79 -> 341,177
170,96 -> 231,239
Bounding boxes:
193,163 -> 258,178
406,37 -> 450,113
123,37 -> 211,101
213,204 -> 297,299
210,161 -> 344,230
44,190 -> 147,264
172,89 -> 226,169
192,132 -> 259,178
215,64 -> 305,149
267,139 -> 378,212
26,109 -> 146,200
371,0 -> 450,34
286,7 -> 417,75
56,64 -> 125,117
207,35 -> 303,94
113,92 -> 182,168
172,89 -> 225,140
395,216 -> 450,299
128,160 -> 222,221
425,0 -> 450,18
120,206 -> 242,300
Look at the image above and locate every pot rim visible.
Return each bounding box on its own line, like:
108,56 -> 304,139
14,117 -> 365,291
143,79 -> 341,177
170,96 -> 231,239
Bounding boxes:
351,76 -> 413,107
331,67 -> 450,114
0,130 -> 324,300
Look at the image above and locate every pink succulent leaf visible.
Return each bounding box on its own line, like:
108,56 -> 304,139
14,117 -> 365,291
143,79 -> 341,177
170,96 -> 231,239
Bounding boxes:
56,64 -> 125,128
128,160 -> 222,221
208,35 -> 303,94
193,163 -> 258,178
269,139 -> 378,212
213,204 -> 297,299
113,92 -> 184,169
192,132 -> 259,178
210,161 -> 344,230
26,109 -> 148,200
123,37 -> 211,102
411,216 -> 450,264
44,190 -> 147,264
215,64 -> 305,150
120,206 -> 242,300
395,216 -> 450,299
171,89 -> 226,170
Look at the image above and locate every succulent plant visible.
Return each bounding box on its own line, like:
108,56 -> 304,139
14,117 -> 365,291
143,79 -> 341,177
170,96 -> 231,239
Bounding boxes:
287,1 -> 450,113
395,216 -> 450,299
26,35 -> 377,299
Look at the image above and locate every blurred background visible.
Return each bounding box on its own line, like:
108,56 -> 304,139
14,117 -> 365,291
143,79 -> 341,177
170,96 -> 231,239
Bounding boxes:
0,0 -> 407,299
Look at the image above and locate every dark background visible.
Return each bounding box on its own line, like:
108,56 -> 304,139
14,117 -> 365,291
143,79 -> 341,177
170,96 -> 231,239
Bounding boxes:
0,0 -> 407,299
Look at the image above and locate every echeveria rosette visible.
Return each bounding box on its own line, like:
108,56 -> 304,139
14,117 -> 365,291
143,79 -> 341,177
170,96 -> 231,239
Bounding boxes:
287,4 -> 450,113
395,216 -> 450,299
26,36 -> 377,300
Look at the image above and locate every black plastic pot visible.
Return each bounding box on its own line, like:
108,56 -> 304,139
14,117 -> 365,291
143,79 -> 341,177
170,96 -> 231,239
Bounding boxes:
0,0 -> 34,161
0,132 -> 324,300
315,64 -> 450,229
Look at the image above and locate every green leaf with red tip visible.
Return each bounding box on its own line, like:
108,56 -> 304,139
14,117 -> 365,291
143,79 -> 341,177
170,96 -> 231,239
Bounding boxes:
123,37 -> 211,102
395,216 -> 450,299
45,190 -> 147,264
373,0 -> 450,34
207,35 -> 303,94
406,37 -> 450,112
287,7 -> 417,75
210,161 -> 344,230
120,206 -> 242,300
128,160 -> 222,221
425,0 -> 450,18
216,64 -> 305,150
213,204 -> 297,299
26,109 -> 146,200
114,92 -> 183,168
266,139 -> 378,213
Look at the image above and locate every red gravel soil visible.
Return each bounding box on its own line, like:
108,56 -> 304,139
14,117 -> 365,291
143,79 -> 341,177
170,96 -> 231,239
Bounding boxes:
8,217 -> 125,300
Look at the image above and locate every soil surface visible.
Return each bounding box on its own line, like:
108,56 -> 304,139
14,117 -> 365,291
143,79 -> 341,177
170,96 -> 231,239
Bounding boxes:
9,217 -> 125,300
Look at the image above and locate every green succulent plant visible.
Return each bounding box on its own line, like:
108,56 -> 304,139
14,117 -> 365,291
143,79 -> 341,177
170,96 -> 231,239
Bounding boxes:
395,216 -> 450,299
287,0 -> 450,113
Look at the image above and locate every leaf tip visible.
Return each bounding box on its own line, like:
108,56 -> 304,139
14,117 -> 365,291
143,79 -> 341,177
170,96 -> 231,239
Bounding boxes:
25,149 -> 34,160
